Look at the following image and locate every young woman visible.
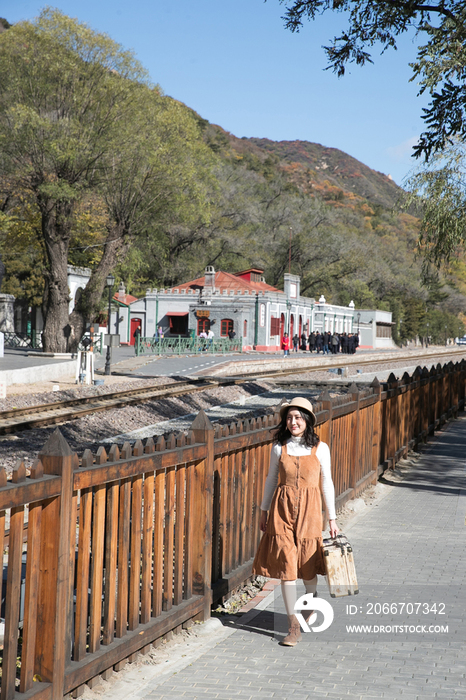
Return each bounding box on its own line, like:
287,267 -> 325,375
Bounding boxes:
281,332 -> 290,356
253,397 -> 339,646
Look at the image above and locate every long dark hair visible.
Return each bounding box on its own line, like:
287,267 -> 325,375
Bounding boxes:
273,407 -> 320,448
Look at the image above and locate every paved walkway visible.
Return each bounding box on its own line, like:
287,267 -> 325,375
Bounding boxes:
105,415 -> 466,700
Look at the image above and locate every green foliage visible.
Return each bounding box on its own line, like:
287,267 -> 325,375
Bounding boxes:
411,10 -> 466,159
274,1 -> 466,161
0,8 -> 152,185
401,298 -> 426,343
278,1 -> 460,72
0,197 -> 45,307
405,141 -> 466,267
422,308 -> 465,344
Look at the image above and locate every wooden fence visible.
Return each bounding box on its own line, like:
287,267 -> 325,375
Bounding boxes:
0,360 -> 464,700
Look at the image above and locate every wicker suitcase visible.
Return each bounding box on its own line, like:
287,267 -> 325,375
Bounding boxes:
322,533 -> 359,598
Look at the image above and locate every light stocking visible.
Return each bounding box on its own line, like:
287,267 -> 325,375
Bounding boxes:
303,576 -> 317,595
280,580 -> 297,617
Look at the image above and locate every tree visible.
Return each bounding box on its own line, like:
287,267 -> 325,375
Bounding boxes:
0,199 -> 45,308
274,1 -> 466,159
405,141 -> 466,266
402,297 -> 426,342
411,15 -> 466,160
0,9 -> 212,351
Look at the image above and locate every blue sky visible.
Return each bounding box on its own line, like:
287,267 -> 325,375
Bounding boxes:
2,0 -> 429,186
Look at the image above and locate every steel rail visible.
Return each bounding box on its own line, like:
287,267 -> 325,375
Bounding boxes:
0,379 -> 218,435
214,348 -> 466,381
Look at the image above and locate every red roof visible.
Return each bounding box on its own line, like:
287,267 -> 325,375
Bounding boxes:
172,270 -> 281,294
113,292 -> 138,306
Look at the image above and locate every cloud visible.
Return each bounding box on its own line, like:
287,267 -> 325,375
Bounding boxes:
386,136 -> 419,162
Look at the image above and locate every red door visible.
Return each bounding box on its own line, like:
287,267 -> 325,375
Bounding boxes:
130,318 -> 142,346
290,314 -> 294,338
280,313 -> 285,339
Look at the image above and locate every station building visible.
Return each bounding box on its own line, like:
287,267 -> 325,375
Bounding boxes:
10,265 -> 394,351
112,266 -> 394,351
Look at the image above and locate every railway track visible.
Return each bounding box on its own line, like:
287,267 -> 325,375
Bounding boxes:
214,347 -> 466,381
2,348 -> 464,436
0,379 -> 218,435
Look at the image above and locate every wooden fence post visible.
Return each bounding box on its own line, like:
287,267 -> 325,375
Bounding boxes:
448,361 -> 456,418
412,367 -> 422,449
317,389 -> 333,449
386,373 -> 398,468
451,362 -> 458,419
370,378 -> 382,476
400,372 -> 411,459
457,360 -> 465,414
421,367 -> 429,440
190,410 -> 214,621
437,363 -> 446,427
19,460 -> 43,694
348,383 -> 360,495
430,365 -> 438,433
2,462 -> 26,700
36,429 -> 76,700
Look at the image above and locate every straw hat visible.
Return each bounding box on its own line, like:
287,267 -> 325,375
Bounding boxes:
279,397 -> 316,426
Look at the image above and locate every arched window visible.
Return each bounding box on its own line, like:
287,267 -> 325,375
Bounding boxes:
220,319 -> 233,337
243,319 -> 247,338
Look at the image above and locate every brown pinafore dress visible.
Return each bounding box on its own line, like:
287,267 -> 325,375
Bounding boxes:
253,443 -> 325,580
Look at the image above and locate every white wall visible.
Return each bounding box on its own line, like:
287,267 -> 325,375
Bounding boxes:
67,266 -> 91,313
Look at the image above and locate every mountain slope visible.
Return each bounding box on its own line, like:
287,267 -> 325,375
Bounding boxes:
246,138 -> 401,208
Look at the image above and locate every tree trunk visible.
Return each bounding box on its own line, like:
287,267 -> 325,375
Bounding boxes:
68,229 -> 129,352
41,200 -> 74,353
38,182 -> 130,353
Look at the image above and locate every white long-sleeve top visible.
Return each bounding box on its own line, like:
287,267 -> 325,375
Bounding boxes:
260,437 -> 337,520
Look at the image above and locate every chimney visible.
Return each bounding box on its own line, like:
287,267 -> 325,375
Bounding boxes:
117,281 -> 126,301
204,266 -> 216,292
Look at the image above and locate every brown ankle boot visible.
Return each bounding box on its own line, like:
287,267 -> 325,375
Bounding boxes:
281,615 -> 302,646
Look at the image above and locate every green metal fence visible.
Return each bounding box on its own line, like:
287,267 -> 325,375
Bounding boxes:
4,331 -> 103,354
3,331 -> 42,349
135,335 -> 242,356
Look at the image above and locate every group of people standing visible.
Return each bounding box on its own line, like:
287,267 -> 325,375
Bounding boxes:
282,331 -> 359,356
